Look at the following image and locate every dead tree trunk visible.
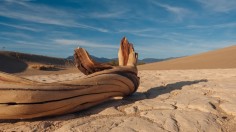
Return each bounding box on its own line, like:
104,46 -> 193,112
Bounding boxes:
0,37 -> 139,119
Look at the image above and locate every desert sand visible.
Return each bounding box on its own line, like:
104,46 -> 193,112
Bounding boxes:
139,45 -> 236,70
0,68 -> 236,131
0,51 -> 74,75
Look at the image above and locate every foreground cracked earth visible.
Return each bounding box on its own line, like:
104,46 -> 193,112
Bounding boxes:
0,69 -> 236,132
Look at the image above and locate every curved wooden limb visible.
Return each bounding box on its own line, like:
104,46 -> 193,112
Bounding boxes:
74,37 -> 138,75
118,37 -> 138,67
74,47 -> 113,75
0,37 -> 139,119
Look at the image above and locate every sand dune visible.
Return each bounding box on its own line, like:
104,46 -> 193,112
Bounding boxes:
0,51 -> 75,75
0,52 -> 28,73
139,45 -> 236,70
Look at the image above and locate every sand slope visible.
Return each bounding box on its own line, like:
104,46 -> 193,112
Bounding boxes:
139,45 -> 236,70
0,51 -> 74,74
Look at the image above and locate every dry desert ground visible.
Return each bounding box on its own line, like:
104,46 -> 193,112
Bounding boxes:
0,68 -> 236,131
0,45 -> 236,131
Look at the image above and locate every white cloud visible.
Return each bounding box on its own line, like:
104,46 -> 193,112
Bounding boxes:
150,1 -> 190,20
13,40 -> 55,49
0,39 -> 56,51
54,39 -> 117,49
196,0 -> 236,12
159,4 -> 188,14
117,28 -> 158,38
4,0 -> 34,2
89,10 -> 128,19
118,28 -> 155,33
187,22 -> 236,29
0,1 -> 108,32
0,22 -> 40,32
0,32 -> 33,39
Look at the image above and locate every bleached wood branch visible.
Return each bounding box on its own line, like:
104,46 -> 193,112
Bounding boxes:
0,37 -> 139,119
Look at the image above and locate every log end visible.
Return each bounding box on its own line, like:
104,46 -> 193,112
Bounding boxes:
74,47 -> 113,75
118,37 -> 138,67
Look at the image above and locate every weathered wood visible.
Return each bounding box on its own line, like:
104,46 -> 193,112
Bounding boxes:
74,48 -> 112,75
0,37 -> 139,119
118,37 -> 138,66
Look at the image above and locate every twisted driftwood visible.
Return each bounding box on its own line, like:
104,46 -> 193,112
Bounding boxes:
0,37 -> 139,119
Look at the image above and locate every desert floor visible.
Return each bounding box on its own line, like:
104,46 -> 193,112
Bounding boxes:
0,69 -> 236,132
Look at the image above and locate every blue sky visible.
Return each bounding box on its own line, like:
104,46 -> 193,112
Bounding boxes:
0,0 -> 236,59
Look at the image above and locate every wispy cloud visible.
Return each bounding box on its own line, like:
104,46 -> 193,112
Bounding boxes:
195,0 -> 236,12
0,32 -> 33,39
0,1 -> 108,32
88,10 -> 128,19
117,28 -> 158,38
150,1 -> 190,20
11,40 -> 55,50
0,39 -> 56,51
118,28 -> 155,33
1,0 -> 235,59
54,39 -> 117,49
187,22 -> 236,29
0,22 -> 40,32
4,0 -> 34,2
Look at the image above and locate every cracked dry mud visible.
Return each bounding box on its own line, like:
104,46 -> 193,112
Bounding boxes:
0,69 -> 236,132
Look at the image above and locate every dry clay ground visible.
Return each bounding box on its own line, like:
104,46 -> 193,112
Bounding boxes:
0,69 -> 236,132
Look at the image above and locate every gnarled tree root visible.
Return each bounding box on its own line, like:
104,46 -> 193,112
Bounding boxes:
0,37 -> 139,119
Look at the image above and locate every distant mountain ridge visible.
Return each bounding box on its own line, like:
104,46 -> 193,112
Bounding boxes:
67,55 -> 177,64
140,57 -> 178,63
67,55 -> 116,63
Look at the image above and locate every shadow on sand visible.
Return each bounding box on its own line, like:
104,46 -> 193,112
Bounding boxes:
145,79 -> 208,99
0,55 -> 28,73
0,79 -> 208,123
